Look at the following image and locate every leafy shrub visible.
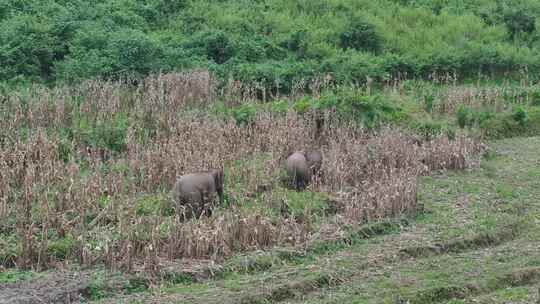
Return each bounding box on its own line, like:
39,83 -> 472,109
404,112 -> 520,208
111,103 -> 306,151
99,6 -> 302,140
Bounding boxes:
0,233 -> 20,267
280,30 -> 309,58
317,92 -> 403,129
0,269 -> 33,284
339,19 -> 381,53
480,108 -> 540,139
473,111 -> 495,128
529,87 -> 540,106
512,106 -> 529,127
293,97 -> 312,114
0,14 -> 59,81
92,116 -> 129,153
456,105 -> 472,129
232,104 -> 257,125
136,0 -> 188,24
188,30 -> 235,64
503,9 -> 536,38
123,277 -> 149,294
236,35 -> 282,62
135,194 -> 174,216
69,114 -> 129,153
423,93 -> 435,113
56,27 -> 162,80
57,136 -> 74,163
47,235 -> 78,260
269,100 -> 289,114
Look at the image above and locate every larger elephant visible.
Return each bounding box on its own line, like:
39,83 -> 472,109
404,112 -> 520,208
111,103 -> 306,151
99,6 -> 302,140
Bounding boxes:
174,169 -> 224,219
285,150 -> 323,190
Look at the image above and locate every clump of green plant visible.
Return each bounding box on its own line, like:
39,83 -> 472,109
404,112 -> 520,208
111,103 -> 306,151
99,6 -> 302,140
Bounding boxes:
47,235 -> 79,260
268,99 -> 290,114
529,87 -> 540,106
456,106 -> 496,129
0,269 -> 34,284
86,271 -> 149,300
512,106 -> 528,127
480,108 -> 538,139
503,9 -> 536,39
232,104 -> 257,125
456,105 -> 472,129
316,91 -> 404,129
270,189 -> 331,219
123,276 -> 149,294
339,18 -> 381,53
423,93 -> 435,114
0,233 -> 20,267
293,97 -> 312,114
135,194 -> 174,216
67,113 -> 129,153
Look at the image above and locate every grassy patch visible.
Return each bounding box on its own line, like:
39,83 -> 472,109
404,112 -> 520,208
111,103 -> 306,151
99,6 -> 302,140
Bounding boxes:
0,269 -> 34,284
84,270 -> 150,301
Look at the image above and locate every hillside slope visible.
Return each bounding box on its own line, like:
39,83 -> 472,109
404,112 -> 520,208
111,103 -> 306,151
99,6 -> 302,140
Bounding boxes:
1,0 -> 540,86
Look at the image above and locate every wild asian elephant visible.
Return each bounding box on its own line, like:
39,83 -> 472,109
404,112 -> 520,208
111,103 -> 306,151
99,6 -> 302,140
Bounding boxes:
285,149 -> 323,190
174,169 -> 224,219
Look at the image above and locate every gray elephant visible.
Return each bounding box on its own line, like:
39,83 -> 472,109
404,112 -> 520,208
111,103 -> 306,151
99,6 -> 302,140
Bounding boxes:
285,150 -> 323,190
174,169 -> 224,219
305,150 -> 323,179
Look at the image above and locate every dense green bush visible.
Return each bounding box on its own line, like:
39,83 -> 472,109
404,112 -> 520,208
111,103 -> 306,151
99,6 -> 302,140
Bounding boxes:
339,19 -> 381,53
231,104 -> 257,126
512,106 -> 529,127
456,106 -> 473,129
531,88 -> 540,106
63,114 -> 129,154
1,0 -> 540,86
456,106 -> 496,129
47,235 -> 78,260
186,30 -> 235,64
314,91 -> 405,128
503,9 -> 536,38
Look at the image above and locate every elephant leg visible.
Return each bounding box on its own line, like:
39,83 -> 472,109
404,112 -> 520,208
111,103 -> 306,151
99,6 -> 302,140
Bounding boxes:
177,201 -> 192,221
296,179 -> 306,191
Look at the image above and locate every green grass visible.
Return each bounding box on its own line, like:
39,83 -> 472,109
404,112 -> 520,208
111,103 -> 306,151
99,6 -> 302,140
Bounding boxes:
0,269 -> 34,284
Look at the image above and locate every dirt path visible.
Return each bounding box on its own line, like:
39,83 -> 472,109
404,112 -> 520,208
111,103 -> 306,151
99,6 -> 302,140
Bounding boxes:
0,271 -> 90,304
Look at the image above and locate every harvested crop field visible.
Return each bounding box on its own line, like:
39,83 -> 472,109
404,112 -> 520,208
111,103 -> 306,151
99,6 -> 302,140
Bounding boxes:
2,131 -> 539,303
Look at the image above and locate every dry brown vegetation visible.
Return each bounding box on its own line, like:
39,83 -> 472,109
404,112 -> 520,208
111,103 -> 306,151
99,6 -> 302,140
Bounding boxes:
0,71 -> 487,275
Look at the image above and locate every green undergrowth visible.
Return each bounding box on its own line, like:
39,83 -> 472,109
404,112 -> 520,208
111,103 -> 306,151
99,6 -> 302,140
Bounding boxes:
208,84 -> 540,139
0,269 -> 34,284
84,270 -> 150,301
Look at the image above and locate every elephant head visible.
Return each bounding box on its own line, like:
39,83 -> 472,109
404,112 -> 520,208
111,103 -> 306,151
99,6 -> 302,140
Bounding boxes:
304,149 -> 323,178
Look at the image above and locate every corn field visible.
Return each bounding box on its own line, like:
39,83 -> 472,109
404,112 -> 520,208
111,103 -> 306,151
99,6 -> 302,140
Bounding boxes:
0,71 -> 487,274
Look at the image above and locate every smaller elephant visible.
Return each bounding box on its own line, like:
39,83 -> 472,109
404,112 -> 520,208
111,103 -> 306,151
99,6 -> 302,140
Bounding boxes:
174,169 -> 224,220
285,149 -> 323,190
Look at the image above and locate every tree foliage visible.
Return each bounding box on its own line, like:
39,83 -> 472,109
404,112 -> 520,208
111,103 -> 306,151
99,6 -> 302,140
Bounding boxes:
0,0 -> 539,86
